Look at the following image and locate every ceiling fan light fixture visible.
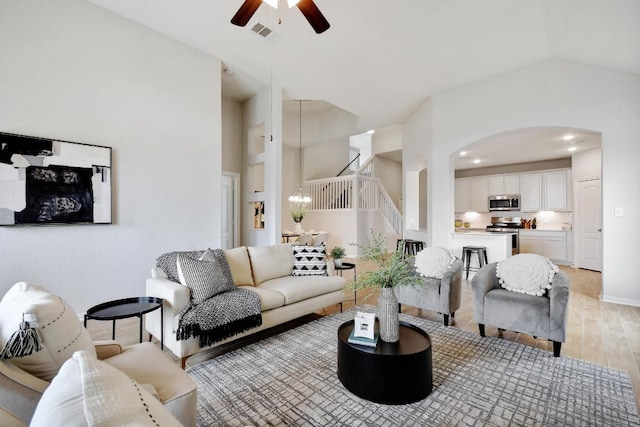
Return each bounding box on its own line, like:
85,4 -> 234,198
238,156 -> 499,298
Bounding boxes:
263,0 -> 278,8
287,0 -> 301,7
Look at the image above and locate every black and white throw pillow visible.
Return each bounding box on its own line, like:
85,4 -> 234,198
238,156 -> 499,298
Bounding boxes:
292,244 -> 327,276
176,249 -> 235,304
156,250 -> 205,283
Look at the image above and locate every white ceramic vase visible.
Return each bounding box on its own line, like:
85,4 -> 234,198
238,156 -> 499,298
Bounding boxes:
295,222 -> 302,233
334,258 -> 343,268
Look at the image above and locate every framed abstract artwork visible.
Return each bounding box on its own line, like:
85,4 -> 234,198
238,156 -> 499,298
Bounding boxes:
0,131 -> 112,226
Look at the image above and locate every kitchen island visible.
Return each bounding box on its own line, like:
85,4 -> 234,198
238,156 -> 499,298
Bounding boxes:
451,231 -> 514,269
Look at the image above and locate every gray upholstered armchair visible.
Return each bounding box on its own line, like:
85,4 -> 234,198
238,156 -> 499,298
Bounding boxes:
394,258 -> 463,326
470,262 -> 570,357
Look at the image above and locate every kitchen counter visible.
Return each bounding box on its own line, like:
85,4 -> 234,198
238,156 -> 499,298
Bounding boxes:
450,232 -> 512,268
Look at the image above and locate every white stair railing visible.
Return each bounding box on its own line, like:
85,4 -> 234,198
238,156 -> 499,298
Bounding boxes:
304,175 -> 403,236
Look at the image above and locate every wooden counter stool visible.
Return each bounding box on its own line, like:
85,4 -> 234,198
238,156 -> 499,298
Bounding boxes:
462,246 -> 488,279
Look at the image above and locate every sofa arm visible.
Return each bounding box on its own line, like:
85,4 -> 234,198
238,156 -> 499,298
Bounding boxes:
94,340 -> 123,360
549,270 -> 570,342
470,263 -> 499,323
146,277 -> 190,314
439,258 -> 463,313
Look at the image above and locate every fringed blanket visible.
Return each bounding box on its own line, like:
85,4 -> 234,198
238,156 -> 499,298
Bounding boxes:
176,288 -> 262,348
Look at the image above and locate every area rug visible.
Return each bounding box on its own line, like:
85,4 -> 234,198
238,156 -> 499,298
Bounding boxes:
188,306 -> 640,426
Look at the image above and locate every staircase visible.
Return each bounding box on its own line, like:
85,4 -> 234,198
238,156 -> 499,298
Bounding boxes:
303,156 -> 403,244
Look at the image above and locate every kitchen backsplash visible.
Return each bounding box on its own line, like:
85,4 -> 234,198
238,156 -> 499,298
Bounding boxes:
455,211 -> 573,230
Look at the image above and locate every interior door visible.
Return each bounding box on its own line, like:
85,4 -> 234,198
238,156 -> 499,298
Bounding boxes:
221,174 -> 237,250
576,179 -> 602,271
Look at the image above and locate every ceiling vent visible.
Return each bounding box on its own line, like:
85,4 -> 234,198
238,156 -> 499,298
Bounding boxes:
251,23 -> 280,42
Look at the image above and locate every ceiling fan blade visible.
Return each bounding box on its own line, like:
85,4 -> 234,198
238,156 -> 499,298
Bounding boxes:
231,0 -> 262,27
296,0 -> 330,34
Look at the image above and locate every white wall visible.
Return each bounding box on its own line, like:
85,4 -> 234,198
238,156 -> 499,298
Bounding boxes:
373,157 -> 402,209
0,0 -> 222,312
572,148 -> 602,181
222,96 -> 243,174
304,138 -> 348,180
372,125 -> 402,154
404,59 -> 640,305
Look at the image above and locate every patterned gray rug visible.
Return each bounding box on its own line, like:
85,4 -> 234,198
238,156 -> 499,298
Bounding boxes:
188,306 -> 640,426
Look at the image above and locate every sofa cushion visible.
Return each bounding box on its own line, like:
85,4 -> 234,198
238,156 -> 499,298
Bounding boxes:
292,244 -> 328,276
156,250 -> 205,283
238,286 -> 286,311
223,246 -> 254,286
258,275 -> 346,305
414,247 -> 455,279
496,254 -> 558,296
247,244 -> 294,285
177,251 -> 235,304
0,282 -> 95,382
30,350 -> 182,427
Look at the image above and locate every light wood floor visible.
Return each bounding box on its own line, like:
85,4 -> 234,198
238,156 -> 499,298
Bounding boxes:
86,261 -> 640,410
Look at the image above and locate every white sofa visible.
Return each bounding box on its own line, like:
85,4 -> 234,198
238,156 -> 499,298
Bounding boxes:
146,243 -> 347,367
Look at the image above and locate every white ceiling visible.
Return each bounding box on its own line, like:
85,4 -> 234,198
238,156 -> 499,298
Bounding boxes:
88,0 -> 638,167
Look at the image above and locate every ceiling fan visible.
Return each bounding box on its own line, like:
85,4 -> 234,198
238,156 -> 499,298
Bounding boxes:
231,0 -> 330,34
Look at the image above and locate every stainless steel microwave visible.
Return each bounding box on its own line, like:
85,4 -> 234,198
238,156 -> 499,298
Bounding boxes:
488,195 -> 520,211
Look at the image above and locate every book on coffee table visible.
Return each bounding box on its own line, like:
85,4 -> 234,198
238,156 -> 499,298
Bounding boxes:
348,328 -> 379,347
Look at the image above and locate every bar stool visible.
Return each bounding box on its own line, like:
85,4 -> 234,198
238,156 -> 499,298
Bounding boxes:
396,239 -> 425,257
462,246 -> 488,279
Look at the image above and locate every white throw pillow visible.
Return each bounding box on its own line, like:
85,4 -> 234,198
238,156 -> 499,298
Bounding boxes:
0,282 -> 95,381
496,254 -> 559,296
223,246 -> 255,286
414,247 -> 456,279
30,350 -> 181,427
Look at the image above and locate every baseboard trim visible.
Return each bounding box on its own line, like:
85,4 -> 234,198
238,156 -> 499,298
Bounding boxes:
600,295 -> 640,307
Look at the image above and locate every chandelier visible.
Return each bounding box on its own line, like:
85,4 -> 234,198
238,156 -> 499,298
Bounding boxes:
289,100 -> 312,204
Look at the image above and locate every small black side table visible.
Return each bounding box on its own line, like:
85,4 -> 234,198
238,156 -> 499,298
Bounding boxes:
84,297 -> 164,350
335,262 -> 357,302
337,319 -> 432,404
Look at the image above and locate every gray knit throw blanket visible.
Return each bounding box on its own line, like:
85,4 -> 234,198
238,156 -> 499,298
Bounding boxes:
176,288 -> 262,348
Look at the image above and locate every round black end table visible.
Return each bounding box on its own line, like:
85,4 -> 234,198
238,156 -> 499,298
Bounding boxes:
84,297 -> 164,349
337,319 -> 432,404
335,262 -> 357,301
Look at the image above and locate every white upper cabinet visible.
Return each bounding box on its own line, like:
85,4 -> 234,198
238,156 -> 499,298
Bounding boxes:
455,178 -> 470,213
521,173 -> 542,212
520,169 -> 571,212
487,176 -> 504,196
469,177 -> 489,212
504,175 -> 520,195
543,170 -> 571,211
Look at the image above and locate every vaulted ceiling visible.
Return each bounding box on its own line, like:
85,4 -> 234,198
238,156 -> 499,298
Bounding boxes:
88,0 -> 640,133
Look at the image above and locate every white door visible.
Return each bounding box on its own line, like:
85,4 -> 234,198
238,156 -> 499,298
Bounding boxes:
576,179 -> 602,271
221,174 -> 238,250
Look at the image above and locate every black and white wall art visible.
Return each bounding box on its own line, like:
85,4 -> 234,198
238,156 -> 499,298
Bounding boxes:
0,132 -> 112,226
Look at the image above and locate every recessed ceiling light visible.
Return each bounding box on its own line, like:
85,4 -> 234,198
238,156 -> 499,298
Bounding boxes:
459,151 -> 467,156
562,134 -> 575,141
568,146 -> 577,152
367,129 -> 375,135
473,159 -> 481,164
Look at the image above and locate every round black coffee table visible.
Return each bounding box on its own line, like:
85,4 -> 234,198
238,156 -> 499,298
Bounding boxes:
337,319 -> 432,404
84,297 -> 164,349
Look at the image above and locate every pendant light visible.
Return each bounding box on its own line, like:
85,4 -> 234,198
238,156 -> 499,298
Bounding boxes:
289,100 -> 312,204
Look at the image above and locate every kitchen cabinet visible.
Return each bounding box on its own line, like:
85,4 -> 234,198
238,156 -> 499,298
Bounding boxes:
488,175 -> 520,196
519,230 -> 572,265
520,169 -> 571,212
455,177 -> 488,212
455,179 -> 470,213
469,177 -> 488,212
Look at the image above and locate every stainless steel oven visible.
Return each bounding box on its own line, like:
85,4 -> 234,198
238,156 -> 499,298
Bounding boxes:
486,217 -> 522,255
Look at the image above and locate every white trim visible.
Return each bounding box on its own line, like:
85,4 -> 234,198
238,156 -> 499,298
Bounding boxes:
222,171 -> 241,248
600,295 -> 640,308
